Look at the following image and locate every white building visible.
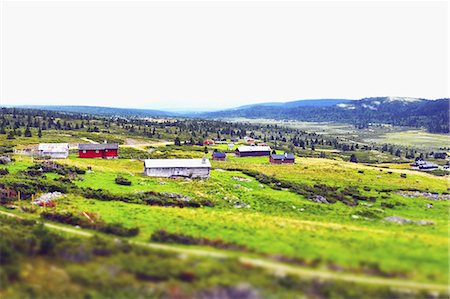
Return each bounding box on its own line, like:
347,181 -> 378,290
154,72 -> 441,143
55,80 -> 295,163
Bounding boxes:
38,143 -> 69,159
144,158 -> 211,178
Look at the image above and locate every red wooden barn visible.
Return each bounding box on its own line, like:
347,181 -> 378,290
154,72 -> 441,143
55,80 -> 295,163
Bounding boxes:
78,143 -> 119,159
203,139 -> 215,146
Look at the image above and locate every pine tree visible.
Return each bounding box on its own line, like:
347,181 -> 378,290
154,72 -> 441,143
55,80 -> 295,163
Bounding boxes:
6,131 -> 15,139
350,154 -> 358,163
24,126 -> 32,137
38,128 -> 42,138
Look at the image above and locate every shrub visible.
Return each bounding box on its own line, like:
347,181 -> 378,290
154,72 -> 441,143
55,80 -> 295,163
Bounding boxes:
115,176 -> 132,186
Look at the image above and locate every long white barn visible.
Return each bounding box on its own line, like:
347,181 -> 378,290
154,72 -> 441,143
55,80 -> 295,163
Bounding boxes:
144,158 -> 211,178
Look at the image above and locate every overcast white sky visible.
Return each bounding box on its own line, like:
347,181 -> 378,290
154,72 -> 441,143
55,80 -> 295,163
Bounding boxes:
0,1 -> 448,111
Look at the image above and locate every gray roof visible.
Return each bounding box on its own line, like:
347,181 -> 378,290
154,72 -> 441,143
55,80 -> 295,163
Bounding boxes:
78,143 -> 118,150
236,146 -> 271,152
271,153 -> 295,160
144,158 -> 211,169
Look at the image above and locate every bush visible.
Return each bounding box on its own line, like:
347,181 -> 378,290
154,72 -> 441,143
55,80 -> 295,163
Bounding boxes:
99,223 -> 139,237
115,176 -> 132,186
41,211 -> 140,237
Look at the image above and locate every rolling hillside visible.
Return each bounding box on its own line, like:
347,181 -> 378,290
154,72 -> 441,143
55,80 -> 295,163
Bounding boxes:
203,97 -> 449,133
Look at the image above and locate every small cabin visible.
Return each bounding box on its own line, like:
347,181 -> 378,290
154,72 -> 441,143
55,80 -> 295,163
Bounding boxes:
144,158 -> 211,178
212,151 -> 226,161
270,153 -> 295,164
243,136 -> 256,143
38,143 -> 69,159
235,146 -> 271,157
78,143 -> 119,159
418,162 -> 438,170
203,140 -> 215,146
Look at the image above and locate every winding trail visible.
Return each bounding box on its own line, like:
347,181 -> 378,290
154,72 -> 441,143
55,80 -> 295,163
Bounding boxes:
0,209 -> 447,293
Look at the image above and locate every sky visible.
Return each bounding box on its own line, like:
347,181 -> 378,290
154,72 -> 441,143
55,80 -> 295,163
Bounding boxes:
0,1 -> 448,111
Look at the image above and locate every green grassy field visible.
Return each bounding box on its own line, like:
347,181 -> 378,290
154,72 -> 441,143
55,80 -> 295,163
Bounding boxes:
3,150 -> 448,287
1,105 -> 449,298
364,130 -> 450,150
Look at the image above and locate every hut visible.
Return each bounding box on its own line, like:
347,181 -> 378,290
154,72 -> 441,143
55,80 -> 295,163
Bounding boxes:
38,143 -> 69,159
203,140 -> 215,146
270,153 -> 295,164
235,146 -> 271,157
78,143 -> 119,159
212,151 -> 226,161
144,158 -> 211,178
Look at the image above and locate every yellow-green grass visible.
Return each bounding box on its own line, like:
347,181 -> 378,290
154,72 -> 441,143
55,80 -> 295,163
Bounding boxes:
3,153 -> 449,285
365,130 -> 450,150
27,194 -> 448,285
220,157 -> 448,193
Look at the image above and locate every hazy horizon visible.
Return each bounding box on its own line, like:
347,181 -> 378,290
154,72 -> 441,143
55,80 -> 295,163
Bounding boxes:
1,1 -> 448,109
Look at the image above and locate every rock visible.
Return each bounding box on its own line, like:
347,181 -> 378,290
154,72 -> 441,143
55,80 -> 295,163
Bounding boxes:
415,220 -> 435,226
0,156 -> 12,164
232,176 -> 252,182
162,192 -> 191,201
396,191 -> 450,201
361,203 -> 373,207
33,192 -> 63,206
383,216 -> 413,224
426,203 -> 433,208
307,195 -> 330,204
199,283 -> 261,299
383,216 -> 435,225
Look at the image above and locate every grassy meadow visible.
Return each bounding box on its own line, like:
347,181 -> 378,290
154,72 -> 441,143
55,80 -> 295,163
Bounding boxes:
364,130 -> 450,150
1,109 -> 449,298
2,147 -> 449,288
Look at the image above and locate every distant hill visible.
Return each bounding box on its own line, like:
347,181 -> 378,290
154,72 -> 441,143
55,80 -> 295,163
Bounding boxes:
18,105 -> 174,118
203,97 -> 449,134
235,99 -> 352,109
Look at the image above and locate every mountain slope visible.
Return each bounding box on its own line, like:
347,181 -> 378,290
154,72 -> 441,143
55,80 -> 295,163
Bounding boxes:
18,105 -> 174,118
204,97 -> 449,133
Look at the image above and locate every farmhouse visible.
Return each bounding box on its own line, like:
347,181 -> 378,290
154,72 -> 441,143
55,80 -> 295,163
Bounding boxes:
78,143 -> 119,159
203,139 -> 215,146
212,151 -> 226,161
418,162 -> 438,170
235,146 -> 271,157
38,143 -> 69,159
270,153 -> 295,164
144,158 -> 211,178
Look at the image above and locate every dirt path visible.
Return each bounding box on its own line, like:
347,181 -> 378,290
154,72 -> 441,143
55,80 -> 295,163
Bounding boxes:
120,141 -> 173,152
0,209 -> 447,293
79,137 -> 99,144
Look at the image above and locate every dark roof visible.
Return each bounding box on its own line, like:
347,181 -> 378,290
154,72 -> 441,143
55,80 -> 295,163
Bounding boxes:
78,143 -> 119,150
213,151 -> 226,158
271,153 -> 295,160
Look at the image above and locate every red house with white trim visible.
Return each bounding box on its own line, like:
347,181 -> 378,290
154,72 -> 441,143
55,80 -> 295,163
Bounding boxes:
78,143 -> 119,159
